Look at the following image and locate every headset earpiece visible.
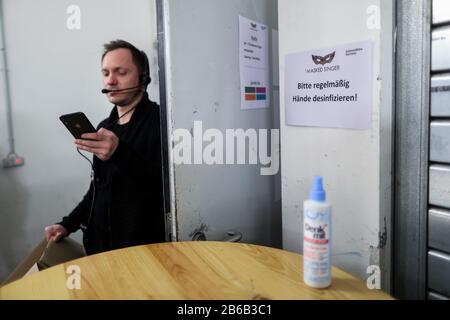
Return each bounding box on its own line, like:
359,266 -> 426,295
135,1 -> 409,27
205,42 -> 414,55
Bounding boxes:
140,50 -> 151,87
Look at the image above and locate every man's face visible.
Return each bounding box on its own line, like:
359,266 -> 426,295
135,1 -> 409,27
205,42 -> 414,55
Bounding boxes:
101,48 -> 141,106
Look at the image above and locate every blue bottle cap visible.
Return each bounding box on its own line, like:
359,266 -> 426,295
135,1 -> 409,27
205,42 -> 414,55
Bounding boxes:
309,176 -> 326,202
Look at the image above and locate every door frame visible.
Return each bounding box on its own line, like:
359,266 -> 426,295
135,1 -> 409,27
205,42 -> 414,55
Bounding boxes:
393,0 -> 431,300
156,0 -> 177,241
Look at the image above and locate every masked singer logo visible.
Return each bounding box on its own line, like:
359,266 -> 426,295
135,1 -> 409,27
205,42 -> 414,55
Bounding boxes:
312,51 -> 336,65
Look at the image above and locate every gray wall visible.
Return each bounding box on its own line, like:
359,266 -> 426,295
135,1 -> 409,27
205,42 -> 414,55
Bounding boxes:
0,0 -> 159,282
278,0 -> 394,284
164,0 -> 281,245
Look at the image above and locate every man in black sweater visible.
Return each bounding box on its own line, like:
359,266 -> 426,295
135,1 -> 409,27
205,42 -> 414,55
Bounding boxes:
44,40 -> 166,255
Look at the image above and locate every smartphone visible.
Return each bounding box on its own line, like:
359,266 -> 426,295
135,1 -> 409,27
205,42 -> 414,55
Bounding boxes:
59,112 -> 96,139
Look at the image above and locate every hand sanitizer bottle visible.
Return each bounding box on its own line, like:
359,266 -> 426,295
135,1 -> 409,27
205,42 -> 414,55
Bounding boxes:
303,176 -> 332,288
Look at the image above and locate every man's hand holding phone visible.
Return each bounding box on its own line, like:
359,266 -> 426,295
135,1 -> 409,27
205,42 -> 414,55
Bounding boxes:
75,128 -> 119,161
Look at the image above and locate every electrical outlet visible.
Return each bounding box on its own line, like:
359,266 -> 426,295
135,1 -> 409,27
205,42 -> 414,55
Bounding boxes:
2,153 -> 25,168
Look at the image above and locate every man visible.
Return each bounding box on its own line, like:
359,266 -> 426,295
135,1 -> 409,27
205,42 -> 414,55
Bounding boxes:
44,40 -> 166,255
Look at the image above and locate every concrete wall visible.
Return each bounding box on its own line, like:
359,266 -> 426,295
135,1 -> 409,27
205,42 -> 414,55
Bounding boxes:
278,0 -> 393,285
0,0 -> 159,282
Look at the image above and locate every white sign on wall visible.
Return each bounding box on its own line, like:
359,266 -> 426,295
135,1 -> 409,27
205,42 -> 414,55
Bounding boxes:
285,40 -> 373,130
239,15 -> 269,110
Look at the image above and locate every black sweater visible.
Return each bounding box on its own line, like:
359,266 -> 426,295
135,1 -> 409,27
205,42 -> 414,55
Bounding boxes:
58,93 -> 165,254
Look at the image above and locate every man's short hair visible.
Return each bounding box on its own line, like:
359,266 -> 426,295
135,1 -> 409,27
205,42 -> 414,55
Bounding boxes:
101,39 -> 149,84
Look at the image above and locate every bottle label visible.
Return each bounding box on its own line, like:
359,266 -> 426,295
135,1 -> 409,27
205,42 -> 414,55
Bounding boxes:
303,208 -> 331,283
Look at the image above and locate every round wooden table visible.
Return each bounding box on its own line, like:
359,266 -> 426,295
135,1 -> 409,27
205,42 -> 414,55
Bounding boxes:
0,241 -> 392,299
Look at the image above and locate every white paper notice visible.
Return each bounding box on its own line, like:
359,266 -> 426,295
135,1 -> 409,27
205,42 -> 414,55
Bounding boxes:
239,16 -> 269,110
285,40 -> 373,130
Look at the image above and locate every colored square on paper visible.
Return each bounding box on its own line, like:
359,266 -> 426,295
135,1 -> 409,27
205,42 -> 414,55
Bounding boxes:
245,87 -> 256,93
245,94 -> 256,101
257,94 -> 266,101
256,87 -> 266,94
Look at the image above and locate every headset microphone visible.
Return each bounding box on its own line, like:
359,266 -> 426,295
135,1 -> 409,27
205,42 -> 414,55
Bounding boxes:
101,84 -> 143,94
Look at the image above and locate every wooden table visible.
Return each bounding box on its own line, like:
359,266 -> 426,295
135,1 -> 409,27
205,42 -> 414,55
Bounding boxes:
0,241 -> 392,300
